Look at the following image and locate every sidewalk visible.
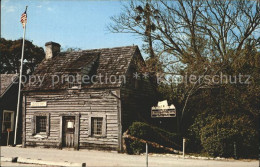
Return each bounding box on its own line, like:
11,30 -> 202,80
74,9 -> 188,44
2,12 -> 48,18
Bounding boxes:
0,146 -> 258,167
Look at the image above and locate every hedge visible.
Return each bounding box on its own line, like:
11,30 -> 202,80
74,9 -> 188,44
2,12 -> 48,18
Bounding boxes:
125,122 -> 181,154
189,114 -> 258,158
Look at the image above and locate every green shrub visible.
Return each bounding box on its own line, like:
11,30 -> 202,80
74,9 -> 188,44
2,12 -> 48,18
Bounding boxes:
129,140 -> 144,155
190,114 -> 258,158
129,122 -> 151,141
187,113 -> 217,153
126,122 -> 181,154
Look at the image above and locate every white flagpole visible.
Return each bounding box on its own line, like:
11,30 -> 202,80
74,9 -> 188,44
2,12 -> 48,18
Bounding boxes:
14,6 -> 28,145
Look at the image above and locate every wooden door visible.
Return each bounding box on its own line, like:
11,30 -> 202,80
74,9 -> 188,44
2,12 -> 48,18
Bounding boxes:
62,116 -> 75,148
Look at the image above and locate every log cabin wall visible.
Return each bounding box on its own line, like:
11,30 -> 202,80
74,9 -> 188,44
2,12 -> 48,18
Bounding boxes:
23,88 -> 121,151
121,82 -> 156,132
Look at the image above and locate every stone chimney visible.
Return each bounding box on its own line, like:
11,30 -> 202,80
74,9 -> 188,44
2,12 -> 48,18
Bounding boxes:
45,41 -> 61,60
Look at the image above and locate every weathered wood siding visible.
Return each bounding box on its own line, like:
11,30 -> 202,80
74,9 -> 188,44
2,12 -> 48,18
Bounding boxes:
23,89 -> 120,151
120,50 -> 157,131
121,81 -> 156,131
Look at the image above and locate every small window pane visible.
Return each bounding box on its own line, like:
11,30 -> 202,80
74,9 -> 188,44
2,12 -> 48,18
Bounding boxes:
68,74 -> 81,89
91,117 -> 103,136
4,113 -> 12,121
36,116 -> 47,133
2,112 -> 13,132
3,122 -> 11,132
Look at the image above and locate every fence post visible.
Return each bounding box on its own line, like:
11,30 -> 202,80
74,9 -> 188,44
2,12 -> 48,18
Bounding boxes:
183,138 -> 186,158
234,142 -> 237,159
146,142 -> 148,167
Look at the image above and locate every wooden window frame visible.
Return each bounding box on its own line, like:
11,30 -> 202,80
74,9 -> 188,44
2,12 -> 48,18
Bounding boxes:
91,117 -> 103,136
2,110 -> 14,133
68,73 -> 81,89
88,114 -> 106,137
31,113 -> 50,136
36,116 -> 47,133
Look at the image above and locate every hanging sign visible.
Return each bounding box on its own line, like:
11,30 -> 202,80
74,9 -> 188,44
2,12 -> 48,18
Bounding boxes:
151,100 -> 176,118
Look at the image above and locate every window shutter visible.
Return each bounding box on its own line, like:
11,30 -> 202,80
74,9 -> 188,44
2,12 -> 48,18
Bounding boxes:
31,115 -> 36,135
88,116 -> 92,136
102,115 -> 107,137
46,113 -> 50,136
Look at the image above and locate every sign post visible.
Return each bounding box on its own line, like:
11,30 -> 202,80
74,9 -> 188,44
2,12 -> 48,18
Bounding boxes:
146,142 -> 148,167
183,138 -> 186,158
7,128 -> 12,146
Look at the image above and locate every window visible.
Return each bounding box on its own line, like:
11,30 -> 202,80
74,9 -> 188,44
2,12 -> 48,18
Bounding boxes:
68,73 -> 81,89
2,111 -> 14,132
31,113 -> 50,136
36,116 -> 47,133
91,117 -> 103,136
89,115 -> 106,137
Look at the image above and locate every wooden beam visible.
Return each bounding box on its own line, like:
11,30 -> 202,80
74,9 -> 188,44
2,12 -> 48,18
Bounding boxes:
46,113 -> 50,136
58,116 -> 62,149
116,89 -> 123,152
74,114 -> 80,150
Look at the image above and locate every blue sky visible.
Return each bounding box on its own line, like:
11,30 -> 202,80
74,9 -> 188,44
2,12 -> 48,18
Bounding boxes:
1,0 -> 144,52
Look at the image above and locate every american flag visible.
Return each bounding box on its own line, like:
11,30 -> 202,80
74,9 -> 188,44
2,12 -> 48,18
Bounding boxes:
20,10 -> 27,29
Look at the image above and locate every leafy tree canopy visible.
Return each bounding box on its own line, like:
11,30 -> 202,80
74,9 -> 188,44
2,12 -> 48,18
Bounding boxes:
0,38 -> 45,74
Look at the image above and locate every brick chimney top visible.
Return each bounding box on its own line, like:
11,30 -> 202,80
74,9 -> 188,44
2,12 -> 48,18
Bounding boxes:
45,41 -> 61,60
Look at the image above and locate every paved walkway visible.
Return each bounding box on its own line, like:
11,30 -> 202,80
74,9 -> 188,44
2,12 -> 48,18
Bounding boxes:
1,146 -> 258,167
1,161 -> 45,166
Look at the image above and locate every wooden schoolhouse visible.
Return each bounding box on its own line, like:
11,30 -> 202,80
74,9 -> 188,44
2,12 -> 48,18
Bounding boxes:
22,42 -> 157,151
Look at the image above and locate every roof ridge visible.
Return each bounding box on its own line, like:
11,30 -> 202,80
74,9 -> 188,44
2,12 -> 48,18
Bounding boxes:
0,74 -> 18,97
83,45 -> 138,51
60,45 -> 138,54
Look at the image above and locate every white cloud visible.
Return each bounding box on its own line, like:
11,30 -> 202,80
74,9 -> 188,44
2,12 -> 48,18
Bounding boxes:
36,5 -> 42,8
47,7 -> 53,11
3,5 -> 16,13
2,0 -> 10,5
2,0 -> 18,13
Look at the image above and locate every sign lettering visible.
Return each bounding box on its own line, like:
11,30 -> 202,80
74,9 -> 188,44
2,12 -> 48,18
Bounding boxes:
30,101 -> 47,107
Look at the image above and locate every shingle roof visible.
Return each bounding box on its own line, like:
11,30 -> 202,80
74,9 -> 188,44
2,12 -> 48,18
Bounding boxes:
0,74 -> 18,96
23,45 -> 139,91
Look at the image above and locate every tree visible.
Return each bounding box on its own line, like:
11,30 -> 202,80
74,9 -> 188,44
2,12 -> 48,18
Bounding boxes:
0,38 -> 45,74
109,0 -> 259,63
61,47 -> 82,52
109,0 -> 260,128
